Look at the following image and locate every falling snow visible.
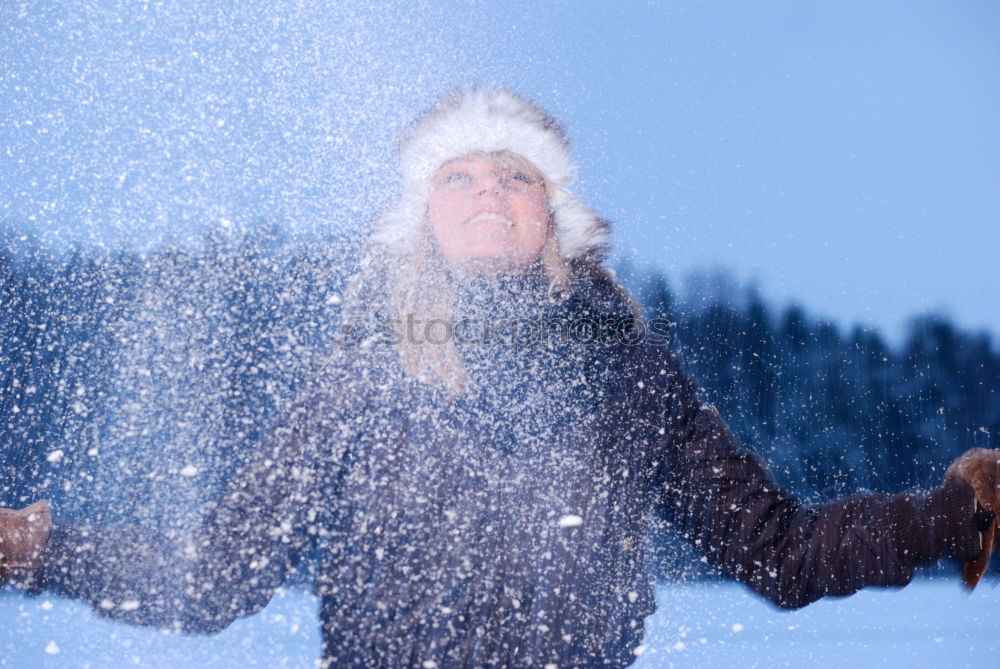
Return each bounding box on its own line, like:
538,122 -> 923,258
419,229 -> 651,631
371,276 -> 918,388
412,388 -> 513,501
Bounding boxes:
1,2 -> 998,668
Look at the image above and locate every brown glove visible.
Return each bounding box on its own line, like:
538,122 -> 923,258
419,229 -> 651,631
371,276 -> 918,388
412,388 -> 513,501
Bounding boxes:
945,448 -> 1000,590
0,500 -> 53,584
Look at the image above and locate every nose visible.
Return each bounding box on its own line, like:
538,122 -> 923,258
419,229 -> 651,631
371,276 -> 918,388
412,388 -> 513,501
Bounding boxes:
474,173 -> 505,197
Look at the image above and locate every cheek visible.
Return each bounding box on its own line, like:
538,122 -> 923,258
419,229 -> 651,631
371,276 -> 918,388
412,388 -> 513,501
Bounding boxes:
427,196 -> 489,263
516,220 -> 548,253
428,217 -> 461,261
514,197 -> 550,247
427,192 -> 464,230
427,193 -> 467,251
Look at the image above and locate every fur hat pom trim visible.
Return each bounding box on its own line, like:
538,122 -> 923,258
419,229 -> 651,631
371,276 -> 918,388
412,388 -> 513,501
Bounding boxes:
374,86 -> 610,262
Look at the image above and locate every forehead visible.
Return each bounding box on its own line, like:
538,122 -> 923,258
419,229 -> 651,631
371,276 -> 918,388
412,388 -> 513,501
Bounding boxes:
436,151 -> 542,176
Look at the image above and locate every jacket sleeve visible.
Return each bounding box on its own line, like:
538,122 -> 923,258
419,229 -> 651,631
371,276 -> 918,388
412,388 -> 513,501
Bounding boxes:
650,351 -> 982,609
28,381 -> 345,633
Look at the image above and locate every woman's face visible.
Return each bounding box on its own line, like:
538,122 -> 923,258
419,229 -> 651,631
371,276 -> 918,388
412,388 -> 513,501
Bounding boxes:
427,153 -> 550,273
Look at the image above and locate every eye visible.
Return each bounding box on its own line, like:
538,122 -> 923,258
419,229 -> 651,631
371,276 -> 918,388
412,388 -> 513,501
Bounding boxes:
511,171 -> 536,185
442,170 -> 470,185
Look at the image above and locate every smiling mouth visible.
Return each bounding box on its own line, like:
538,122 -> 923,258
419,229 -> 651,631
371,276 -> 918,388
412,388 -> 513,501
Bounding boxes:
464,213 -> 513,228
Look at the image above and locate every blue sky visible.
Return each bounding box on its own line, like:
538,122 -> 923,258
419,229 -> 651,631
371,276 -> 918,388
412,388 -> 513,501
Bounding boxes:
3,1 -> 998,342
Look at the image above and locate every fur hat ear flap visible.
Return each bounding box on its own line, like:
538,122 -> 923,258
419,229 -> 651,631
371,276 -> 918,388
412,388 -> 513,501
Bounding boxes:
373,86 -> 610,262
548,188 -> 610,263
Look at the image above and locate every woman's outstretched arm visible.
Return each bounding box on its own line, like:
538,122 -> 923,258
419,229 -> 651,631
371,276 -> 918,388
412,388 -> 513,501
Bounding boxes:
8,373 -> 351,634
648,349 -> 986,609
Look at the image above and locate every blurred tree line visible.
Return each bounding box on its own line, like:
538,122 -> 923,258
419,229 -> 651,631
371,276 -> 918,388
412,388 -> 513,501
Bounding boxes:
2,226 -> 998,536
631,270 -> 999,501
0,224 -> 346,529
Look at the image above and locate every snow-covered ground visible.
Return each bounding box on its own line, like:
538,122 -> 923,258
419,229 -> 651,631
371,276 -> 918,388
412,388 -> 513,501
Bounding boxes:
1,578 -> 997,668
634,578 -> 1000,668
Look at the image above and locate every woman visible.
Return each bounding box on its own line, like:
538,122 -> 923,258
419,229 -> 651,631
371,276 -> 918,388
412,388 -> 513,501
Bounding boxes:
2,86 -> 998,668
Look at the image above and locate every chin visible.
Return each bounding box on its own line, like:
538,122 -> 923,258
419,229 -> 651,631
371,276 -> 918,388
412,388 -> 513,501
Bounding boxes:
449,253 -> 531,276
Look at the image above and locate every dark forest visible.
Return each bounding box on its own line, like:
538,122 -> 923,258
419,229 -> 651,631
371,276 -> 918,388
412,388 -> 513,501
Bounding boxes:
3,225 -> 998,575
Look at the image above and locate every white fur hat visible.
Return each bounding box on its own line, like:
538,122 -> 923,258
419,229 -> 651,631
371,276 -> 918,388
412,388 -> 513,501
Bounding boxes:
371,86 -> 609,262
